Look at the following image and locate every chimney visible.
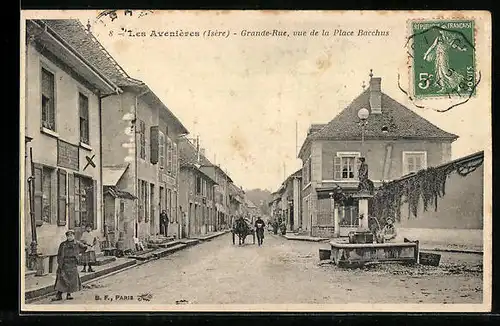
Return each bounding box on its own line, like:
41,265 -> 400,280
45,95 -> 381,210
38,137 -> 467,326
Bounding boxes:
200,148 -> 206,157
369,77 -> 382,114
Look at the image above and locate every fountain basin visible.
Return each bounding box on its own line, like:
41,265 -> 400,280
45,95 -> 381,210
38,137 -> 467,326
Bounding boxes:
330,240 -> 419,267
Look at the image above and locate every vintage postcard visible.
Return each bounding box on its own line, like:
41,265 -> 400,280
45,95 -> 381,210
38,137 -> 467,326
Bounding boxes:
20,10 -> 491,312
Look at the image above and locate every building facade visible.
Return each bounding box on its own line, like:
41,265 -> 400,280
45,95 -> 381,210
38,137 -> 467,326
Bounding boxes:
298,75 -> 458,237
178,138 -> 217,236
40,20 -> 190,247
200,164 -> 232,229
24,19 -> 120,267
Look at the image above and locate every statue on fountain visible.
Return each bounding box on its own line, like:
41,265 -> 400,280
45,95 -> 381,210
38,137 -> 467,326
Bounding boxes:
357,157 -> 374,194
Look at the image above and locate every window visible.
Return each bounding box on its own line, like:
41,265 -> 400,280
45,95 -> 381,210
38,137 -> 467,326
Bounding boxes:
33,165 -> 54,225
148,184 -> 154,223
41,68 -> 55,131
138,180 -> 148,222
74,175 -> 94,228
139,120 -> 146,160
403,151 -> 427,175
334,152 -> 361,180
167,137 -> 173,173
196,176 -> 202,194
79,93 -> 89,144
173,191 -> 178,223
41,167 -> 53,223
119,201 -> 125,221
57,169 -> 67,226
158,131 -> 165,169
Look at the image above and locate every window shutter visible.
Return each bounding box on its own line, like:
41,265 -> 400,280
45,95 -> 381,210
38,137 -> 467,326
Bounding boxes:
172,143 -> 178,177
57,169 -> 67,226
150,126 -> 159,164
159,132 -> 165,169
68,173 -> 75,229
33,164 -> 43,226
167,138 -> 173,173
333,157 -> 342,180
92,179 -> 97,230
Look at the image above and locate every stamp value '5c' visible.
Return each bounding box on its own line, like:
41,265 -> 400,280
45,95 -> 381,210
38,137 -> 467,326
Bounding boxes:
410,20 -> 476,99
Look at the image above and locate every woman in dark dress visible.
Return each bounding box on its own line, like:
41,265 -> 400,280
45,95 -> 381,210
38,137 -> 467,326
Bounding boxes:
52,230 -> 89,301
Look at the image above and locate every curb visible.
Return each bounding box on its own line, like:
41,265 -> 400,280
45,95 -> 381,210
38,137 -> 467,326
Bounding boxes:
282,235 -> 330,242
420,247 -> 483,255
25,259 -> 137,303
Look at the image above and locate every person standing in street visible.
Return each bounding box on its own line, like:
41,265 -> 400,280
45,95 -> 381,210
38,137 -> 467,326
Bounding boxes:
52,230 -> 89,301
80,224 -> 97,273
160,210 -> 169,236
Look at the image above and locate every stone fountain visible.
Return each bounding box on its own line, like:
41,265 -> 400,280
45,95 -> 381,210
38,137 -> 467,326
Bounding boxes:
329,158 -> 419,267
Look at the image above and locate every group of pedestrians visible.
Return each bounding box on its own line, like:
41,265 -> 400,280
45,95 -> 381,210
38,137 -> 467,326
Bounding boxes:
51,224 -> 98,301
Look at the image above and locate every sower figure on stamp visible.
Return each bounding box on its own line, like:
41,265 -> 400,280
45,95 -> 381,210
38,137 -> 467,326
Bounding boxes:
52,230 -> 90,301
80,224 -> 97,273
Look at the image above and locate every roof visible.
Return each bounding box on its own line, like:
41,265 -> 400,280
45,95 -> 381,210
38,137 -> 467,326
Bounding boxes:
42,19 -> 189,135
27,20 -> 119,94
245,198 -> 258,208
179,138 -> 212,166
298,79 -> 459,157
41,19 -> 141,87
102,165 -> 129,186
103,186 -> 137,200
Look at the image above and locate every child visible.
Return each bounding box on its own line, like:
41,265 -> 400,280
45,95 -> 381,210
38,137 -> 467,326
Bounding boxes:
80,224 -> 97,273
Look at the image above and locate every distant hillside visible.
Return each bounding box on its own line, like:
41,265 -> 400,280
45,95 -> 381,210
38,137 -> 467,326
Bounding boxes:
245,189 -> 272,216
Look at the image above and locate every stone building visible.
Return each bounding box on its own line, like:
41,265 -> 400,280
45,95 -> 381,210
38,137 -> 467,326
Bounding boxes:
178,138 -> 217,236
24,19 -> 121,270
41,20 -> 190,248
298,74 -> 458,237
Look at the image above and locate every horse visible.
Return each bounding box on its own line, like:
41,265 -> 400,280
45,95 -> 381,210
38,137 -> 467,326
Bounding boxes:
232,217 -> 255,245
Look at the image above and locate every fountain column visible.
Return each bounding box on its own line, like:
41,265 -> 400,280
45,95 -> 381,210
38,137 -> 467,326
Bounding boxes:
358,195 -> 370,230
333,203 -> 340,238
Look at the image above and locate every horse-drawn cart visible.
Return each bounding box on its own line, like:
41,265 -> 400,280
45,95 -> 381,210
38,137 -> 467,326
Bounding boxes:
232,217 -> 255,245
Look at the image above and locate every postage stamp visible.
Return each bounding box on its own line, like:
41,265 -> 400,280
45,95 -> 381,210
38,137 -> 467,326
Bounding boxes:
19,10 -> 491,313
409,19 -> 476,99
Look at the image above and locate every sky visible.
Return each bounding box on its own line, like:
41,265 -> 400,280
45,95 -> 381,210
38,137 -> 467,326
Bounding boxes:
59,11 -> 490,192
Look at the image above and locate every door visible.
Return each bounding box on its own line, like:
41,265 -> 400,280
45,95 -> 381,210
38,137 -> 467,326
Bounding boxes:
290,205 -> 294,230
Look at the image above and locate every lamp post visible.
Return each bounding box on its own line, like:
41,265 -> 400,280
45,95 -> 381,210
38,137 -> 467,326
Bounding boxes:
357,107 -> 370,156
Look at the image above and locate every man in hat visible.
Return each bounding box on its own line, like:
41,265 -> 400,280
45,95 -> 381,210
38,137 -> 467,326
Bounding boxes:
52,229 -> 90,301
80,224 -> 98,273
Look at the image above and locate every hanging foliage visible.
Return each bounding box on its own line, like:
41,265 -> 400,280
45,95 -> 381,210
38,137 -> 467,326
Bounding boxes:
370,155 -> 483,224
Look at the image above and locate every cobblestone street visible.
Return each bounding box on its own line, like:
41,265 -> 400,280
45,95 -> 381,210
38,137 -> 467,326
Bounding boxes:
34,233 -> 483,305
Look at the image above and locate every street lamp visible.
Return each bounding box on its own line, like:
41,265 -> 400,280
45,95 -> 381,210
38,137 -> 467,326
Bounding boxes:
357,108 -> 369,154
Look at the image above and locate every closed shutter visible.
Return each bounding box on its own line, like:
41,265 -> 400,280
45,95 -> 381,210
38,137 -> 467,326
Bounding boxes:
150,126 -> 159,164
33,164 -> 43,226
333,157 -> 342,180
172,143 -> 178,177
92,179 -> 97,230
57,169 -> 67,226
68,173 -> 75,228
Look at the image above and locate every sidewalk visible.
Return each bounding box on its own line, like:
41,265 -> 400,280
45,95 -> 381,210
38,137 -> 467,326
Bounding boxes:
24,257 -> 137,302
188,230 -> 230,241
25,230 -> 231,303
282,233 -> 483,254
282,234 -> 329,242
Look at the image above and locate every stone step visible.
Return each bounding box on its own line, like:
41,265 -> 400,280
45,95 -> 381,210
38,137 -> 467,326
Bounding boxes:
179,239 -> 200,247
126,248 -> 158,261
78,255 -> 116,266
